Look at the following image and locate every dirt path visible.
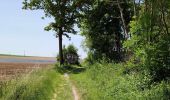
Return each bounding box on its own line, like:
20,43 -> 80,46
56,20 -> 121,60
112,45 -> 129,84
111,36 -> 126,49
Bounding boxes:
51,73 -> 79,100
64,73 -> 79,100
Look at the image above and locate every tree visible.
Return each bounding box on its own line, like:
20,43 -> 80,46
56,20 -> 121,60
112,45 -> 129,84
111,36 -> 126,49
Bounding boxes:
124,0 -> 170,81
79,0 -> 132,62
23,0 -> 79,65
57,44 -> 79,65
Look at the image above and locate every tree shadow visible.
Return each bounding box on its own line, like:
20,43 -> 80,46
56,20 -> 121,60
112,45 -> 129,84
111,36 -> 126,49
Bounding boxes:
54,64 -> 86,74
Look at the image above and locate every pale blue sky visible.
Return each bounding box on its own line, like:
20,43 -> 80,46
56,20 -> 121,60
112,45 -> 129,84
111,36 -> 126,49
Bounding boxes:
0,1 -> 86,58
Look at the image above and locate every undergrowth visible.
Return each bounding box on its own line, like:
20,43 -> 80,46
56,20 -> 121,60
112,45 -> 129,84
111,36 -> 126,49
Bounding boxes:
71,62 -> 170,100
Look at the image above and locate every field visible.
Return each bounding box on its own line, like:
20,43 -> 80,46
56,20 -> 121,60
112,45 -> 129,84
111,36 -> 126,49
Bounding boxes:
0,55 -> 56,63
0,63 -> 51,80
0,65 -> 60,100
0,55 -> 56,61
0,55 -> 56,81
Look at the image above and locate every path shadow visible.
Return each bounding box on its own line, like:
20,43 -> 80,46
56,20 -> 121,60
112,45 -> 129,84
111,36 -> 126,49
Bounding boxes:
55,64 -> 86,74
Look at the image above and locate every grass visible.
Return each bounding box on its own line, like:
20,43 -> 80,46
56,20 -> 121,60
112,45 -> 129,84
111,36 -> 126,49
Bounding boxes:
0,65 -> 75,100
54,75 -> 73,100
70,62 -> 170,100
0,67 -> 52,100
1,61 -> 169,100
0,67 -> 58,100
55,63 -> 85,74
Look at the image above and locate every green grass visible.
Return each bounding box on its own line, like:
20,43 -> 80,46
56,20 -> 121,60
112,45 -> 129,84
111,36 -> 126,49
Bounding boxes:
70,62 -> 170,100
55,63 -> 85,74
1,62 -> 170,100
54,75 -> 73,100
0,67 -> 58,100
0,66 -> 74,100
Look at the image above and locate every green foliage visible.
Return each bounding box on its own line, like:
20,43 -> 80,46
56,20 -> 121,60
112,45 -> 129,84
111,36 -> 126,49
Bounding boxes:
57,44 -> 80,65
146,35 -> 170,82
23,0 -> 78,36
80,0 -> 133,62
55,63 -> 85,74
66,44 -> 79,57
71,62 -> 170,100
0,68 -> 60,100
23,0 -> 81,64
124,0 -> 170,82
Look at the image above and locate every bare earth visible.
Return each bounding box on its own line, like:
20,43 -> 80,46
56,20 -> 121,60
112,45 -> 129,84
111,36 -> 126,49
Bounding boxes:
64,73 -> 79,100
0,62 -> 51,80
52,73 -> 79,100
0,55 -> 56,80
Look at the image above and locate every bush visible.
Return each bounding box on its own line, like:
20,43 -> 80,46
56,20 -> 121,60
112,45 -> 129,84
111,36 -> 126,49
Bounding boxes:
71,61 -> 170,100
146,35 -> 170,82
124,18 -> 170,82
57,44 -> 80,65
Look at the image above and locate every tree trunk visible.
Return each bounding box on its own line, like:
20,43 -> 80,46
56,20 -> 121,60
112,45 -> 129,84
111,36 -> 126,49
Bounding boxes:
160,1 -> 169,34
133,0 -> 136,17
117,0 -> 128,39
59,27 -> 64,65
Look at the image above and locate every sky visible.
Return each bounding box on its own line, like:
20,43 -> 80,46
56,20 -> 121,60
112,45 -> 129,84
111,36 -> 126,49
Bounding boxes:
0,1 -> 87,58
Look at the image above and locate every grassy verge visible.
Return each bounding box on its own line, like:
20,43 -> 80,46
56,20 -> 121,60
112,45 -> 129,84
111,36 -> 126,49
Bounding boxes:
3,62 -> 169,100
0,65 -> 75,100
0,67 -> 61,100
54,75 -> 73,100
70,62 -> 170,100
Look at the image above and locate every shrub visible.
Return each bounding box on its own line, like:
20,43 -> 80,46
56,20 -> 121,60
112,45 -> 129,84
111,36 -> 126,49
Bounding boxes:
71,61 -> 170,100
146,35 -> 170,82
57,44 -> 80,65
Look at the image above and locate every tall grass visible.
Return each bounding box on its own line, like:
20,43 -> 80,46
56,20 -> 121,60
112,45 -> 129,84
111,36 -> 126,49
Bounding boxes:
71,62 -> 170,100
0,67 -> 60,100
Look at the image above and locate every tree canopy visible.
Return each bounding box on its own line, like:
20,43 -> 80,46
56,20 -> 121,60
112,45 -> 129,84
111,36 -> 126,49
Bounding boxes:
23,0 -> 80,64
80,0 -> 133,62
